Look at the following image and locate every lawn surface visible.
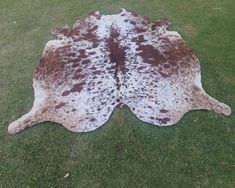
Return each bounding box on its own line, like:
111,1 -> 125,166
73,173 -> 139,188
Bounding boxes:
0,0 -> 234,187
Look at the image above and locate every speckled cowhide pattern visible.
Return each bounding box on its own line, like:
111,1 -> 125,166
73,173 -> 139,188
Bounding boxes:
8,9 -> 231,134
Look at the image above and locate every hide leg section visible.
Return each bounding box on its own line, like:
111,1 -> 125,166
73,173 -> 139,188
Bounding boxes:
8,80 -> 49,134
191,85 -> 231,116
8,107 -> 48,134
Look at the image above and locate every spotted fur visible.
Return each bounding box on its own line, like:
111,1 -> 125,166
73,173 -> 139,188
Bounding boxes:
8,9 -> 231,134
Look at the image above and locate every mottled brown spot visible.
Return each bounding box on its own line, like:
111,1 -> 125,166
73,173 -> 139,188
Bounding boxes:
93,70 -> 104,75
72,64 -> 80,68
156,117 -> 170,124
24,120 -> 31,124
42,108 -> 48,113
130,21 -> 136,25
137,44 -> 166,66
73,73 -> 85,80
164,64 -> 171,69
62,90 -> 70,96
70,82 -> 85,93
135,27 -> 146,33
90,118 -> 96,122
159,72 -> 169,78
192,85 -> 201,92
160,109 -> 168,113
88,25 -> 98,32
71,58 -> 81,64
81,59 -> 91,65
55,102 -> 66,109
88,51 -> 96,55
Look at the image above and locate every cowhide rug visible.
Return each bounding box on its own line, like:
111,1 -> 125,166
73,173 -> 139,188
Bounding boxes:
8,9 -> 231,134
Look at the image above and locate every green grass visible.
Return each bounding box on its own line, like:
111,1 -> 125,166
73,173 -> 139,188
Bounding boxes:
0,0 -> 235,187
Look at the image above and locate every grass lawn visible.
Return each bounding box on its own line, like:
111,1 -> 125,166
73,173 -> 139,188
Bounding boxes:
0,0 -> 234,187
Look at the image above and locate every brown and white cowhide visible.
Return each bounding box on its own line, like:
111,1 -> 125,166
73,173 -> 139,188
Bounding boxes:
8,9 -> 231,134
